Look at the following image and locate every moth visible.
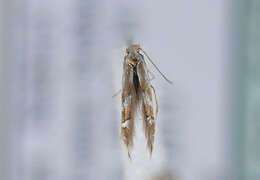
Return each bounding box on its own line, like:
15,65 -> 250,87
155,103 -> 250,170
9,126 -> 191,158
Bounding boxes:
120,44 -> 172,158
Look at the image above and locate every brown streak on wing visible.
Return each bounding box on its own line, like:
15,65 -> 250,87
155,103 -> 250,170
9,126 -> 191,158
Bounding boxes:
136,60 -> 156,155
120,56 -> 137,158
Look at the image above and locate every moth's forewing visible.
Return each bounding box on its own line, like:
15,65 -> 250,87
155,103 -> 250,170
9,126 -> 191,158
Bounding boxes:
136,55 -> 157,155
120,55 -> 137,157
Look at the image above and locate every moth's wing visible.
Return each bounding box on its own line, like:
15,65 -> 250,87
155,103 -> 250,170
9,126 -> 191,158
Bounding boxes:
120,56 -> 137,158
136,56 -> 157,155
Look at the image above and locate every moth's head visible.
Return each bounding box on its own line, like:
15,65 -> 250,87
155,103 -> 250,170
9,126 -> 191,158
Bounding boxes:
126,44 -> 141,54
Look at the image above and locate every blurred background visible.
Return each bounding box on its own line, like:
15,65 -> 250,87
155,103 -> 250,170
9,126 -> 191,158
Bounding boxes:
0,0 -> 259,180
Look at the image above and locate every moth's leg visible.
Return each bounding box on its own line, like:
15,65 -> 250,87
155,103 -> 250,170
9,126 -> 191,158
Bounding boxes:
148,69 -> 155,82
112,89 -> 121,98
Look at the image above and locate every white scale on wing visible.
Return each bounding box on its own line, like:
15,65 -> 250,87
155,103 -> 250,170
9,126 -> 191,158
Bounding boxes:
121,120 -> 130,129
147,116 -> 154,125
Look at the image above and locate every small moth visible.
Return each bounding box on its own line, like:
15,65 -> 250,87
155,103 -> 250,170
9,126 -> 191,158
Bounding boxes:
120,44 -> 172,158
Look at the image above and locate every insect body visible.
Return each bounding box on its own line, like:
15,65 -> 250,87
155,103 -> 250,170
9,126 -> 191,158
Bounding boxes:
120,44 -> 163,158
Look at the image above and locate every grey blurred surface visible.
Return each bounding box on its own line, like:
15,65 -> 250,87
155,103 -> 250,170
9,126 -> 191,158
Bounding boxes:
245,1 -> 260,180
0,0 -> 259,180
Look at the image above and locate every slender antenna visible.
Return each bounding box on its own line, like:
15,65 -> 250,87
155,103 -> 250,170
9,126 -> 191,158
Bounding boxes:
140,49 -> 173,84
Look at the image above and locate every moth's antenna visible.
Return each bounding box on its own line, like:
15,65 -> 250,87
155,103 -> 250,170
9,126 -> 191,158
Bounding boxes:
140,49 -> 173,84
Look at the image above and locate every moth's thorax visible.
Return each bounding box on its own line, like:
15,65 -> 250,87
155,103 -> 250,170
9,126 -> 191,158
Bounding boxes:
128,57 -> 141,68
126,44 -> 143,68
